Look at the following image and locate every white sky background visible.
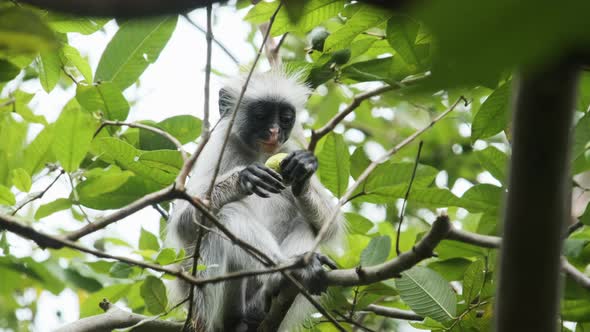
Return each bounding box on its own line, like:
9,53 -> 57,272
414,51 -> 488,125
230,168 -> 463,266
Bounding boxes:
2,3 -> 456,331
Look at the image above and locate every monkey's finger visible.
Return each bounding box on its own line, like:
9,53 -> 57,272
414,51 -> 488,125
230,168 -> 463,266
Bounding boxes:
291,162 -> 312,182
280,151 -> 297,169
250,175 -> 283,193
281,158 -> 299,182
251,166 -> 285,189
251,186 -> 270,198
239,178 -> 255,195
257,164 -> 284,183
317,254 -> 338,270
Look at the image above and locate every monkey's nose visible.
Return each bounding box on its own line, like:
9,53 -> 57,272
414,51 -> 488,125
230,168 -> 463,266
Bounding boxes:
269,127 -> 280,140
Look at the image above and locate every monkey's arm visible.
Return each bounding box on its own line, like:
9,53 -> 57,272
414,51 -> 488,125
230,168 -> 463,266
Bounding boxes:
294,176 -> 344,238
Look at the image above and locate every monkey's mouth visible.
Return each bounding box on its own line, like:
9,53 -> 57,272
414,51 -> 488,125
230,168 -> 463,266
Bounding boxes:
260,139 -> 280,153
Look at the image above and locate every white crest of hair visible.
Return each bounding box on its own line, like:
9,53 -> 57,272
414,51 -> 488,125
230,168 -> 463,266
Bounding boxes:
221,67 -> 311,112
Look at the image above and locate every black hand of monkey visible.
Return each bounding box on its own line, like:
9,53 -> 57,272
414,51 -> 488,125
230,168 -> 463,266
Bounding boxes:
280,150 -> 318,196
266,252 -> 337,302
239,164 -> 286,198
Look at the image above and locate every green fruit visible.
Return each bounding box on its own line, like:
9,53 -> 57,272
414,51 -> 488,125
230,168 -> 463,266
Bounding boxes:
265,153 -> 289,172
330,49 -> 351,65
310,30 -> 330,52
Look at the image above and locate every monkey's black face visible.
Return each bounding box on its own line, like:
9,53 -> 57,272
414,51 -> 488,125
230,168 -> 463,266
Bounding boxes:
238,99 -> 296,153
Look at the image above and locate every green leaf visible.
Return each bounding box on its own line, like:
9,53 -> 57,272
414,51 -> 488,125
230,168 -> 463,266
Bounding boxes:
462,259 -> 485,304
342,56 -> 417,84
245,0 -> 345,36
428,258 -> 472,281
23,125 -> 55,176
573,112 -> 590,161
10,168 -> 31,192
360,235 -> 391,266
46,14 -> 109,35
52,104 -> 96,172
0,8 -> 58,56
60,44 -> 93,82
324,5 -> 392,52
0,59 -> 20,82
158,115 -> 202,144
471,82 -> 511,142
562,298 -> 590,322
474,146 -> 508,183
92,137 -> 178,185
95,16 -> 177,90
563,239 -> 590,259
138,115 -> 201,151
361,162 -> 438,193
344,212 -> 373,235
77,175 -> 161,210
77,167 -> 134,199
77,82 -> 129,121
109,262 -> 134,278
350,147 -> 371,179
459,184 -> 503,214
0,185 -> 15,206
80,283 -> 132,317
140,276 -> 168,314
386,15 -> 421,68
35,198 -> 72,219
317,132 -> 350,197
37,51 -> 61,93
155,248 -> 177,265
63,267 -> 102,292
139,228 -> 160,251
395,266 -> 457,322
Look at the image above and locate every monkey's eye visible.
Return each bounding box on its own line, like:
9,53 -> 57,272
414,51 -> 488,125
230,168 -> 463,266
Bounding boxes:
280,114 -> 293,125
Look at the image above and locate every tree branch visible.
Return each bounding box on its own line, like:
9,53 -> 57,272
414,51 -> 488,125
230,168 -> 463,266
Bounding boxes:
326,215 -> 451,286
363,304 -> 423,321
54,302 -> 182,332
64,185 -> 178,241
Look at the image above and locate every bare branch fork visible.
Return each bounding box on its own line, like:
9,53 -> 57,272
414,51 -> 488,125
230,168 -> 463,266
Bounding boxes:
11,168 -> 65,216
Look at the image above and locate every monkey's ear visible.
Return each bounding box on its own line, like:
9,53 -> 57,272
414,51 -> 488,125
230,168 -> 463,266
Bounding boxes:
219,88 -> 232,117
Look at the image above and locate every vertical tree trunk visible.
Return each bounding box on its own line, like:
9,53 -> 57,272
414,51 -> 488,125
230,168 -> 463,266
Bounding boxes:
495,63 -> 580,331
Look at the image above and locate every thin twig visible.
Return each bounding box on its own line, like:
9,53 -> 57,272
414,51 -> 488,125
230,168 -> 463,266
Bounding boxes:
363,304 -> 423,321
306,97 -> 467,260
152,203 -> 169,220
307,75 -> 426,152
395,141 -> 423,255
183,5 -> 213,325
0,97 -> 16,108
333,311 -> 377,332
182,14 -> 240,65
95,120 -> 188,161
11,169 -> 65,216
204,3 -> 283,201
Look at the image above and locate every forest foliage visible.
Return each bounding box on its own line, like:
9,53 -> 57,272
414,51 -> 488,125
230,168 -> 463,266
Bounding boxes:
1,0 -> 590,331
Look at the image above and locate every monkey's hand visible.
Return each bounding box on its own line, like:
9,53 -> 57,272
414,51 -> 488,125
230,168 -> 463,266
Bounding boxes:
265,252 -> 337,305
238,164 -> 286,198
280,150 -> 318,196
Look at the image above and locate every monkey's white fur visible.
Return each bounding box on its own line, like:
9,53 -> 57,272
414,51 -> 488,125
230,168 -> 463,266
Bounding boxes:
167,69 -> 345,332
